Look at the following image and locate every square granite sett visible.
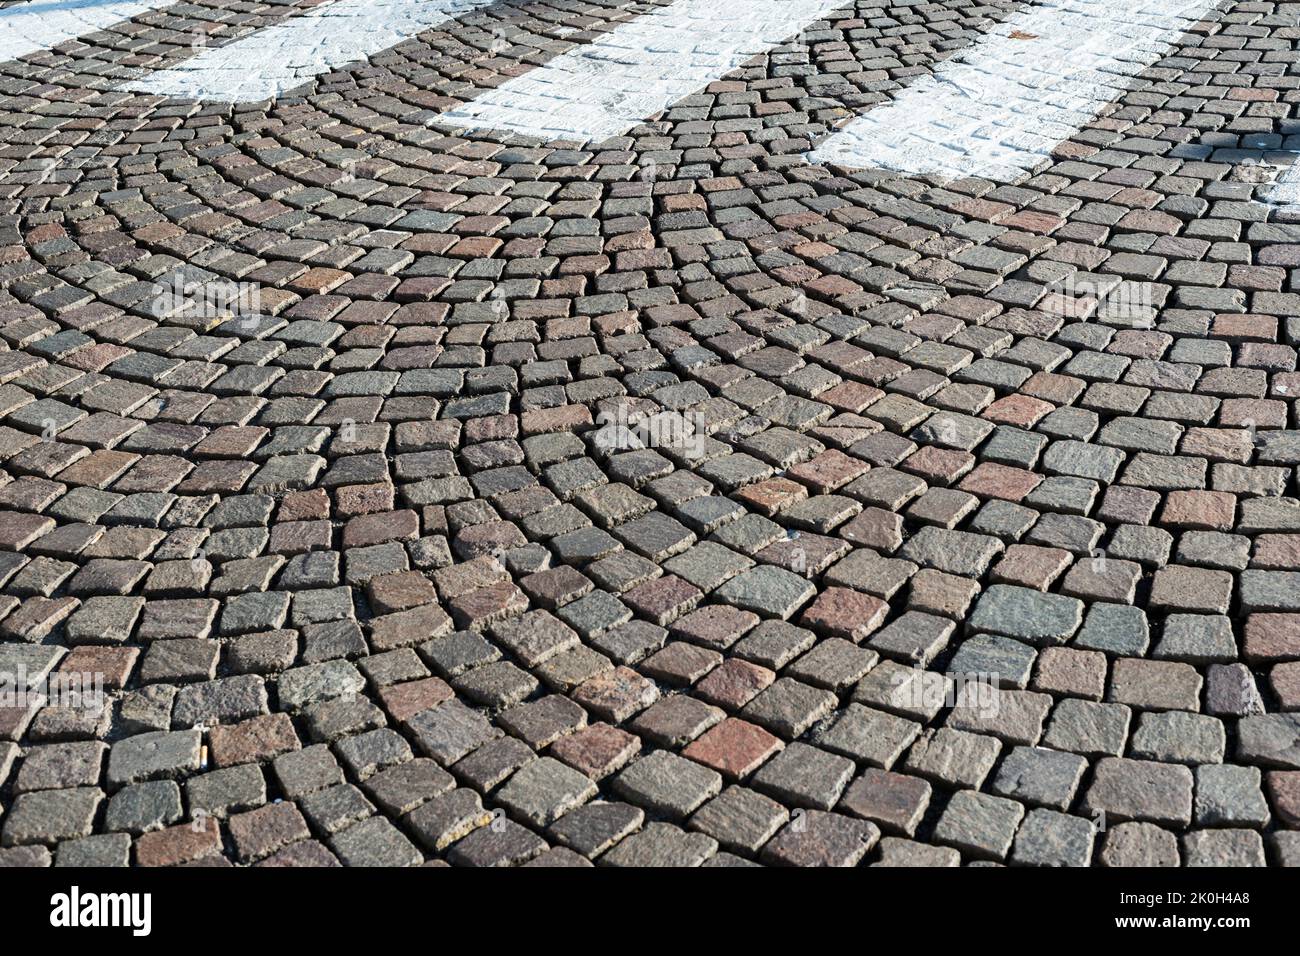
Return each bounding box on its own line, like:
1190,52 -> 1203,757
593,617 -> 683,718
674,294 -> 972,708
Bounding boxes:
1237,713 -> 1300,769
548,801 -> 645,858
2,788 -> 103,847
687,786 -> 788,855
14,741 -> 106,793
629,695 -> 723,748
867,611 -> 955,666
329,816 -> 423,867
1042,699 -> 1132,758
1010,808 -> 1095,867
813,704 -> 921,770
488,610 -> 580,668
450,736 -> 536,793
902,728 -> 1002,789
714,565 -> 817,620
106,730 -> 202,789
1031,647 -> 1107,699
741,678 -> 838,739
838,768 -> 931,837
602,821 -> 717,867
405,789 -> 492,851
571,666 -> 659,722
947,635 -> 1039,691
934,789 -> 1025,860
1108,658 -> 1203,712
1099,821 -> 1181,867
784,638 -> 878,691
1081,757 -> 1194,828
1182,829 -> 1266,867
406,700 -> 501,767
750,742 -> 855,811
103,781 -> 182,835
334,728 -> 412,781
991,746 -> 1088,811
872,837 -> 960,867
1148,565 -> 1233,615
611,750 -> 723,820
1130,711 -> 1226,765
1072,603 -> 1150,656
549,723 -> 639,781
187,765 -> 267,819
969,584 -> 1084,646
496,757 -> 598,827
945,688 -> 1052,746
853,661 -> 952,722
1194,764 -> 1270,828
759,811 -> 880,867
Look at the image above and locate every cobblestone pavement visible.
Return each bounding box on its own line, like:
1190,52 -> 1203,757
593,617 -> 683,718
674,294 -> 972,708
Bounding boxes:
2,0 -> 1300,868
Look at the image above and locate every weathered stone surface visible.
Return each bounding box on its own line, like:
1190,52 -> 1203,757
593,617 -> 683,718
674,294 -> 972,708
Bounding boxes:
991,746 -> 1087,811
1010,809 -> 1094,867
1194,765 -> 1270,828
106,731 -> 202,789
2,788 -> 102,846
1081,758 -> 1194,828
969,585 -> 1084,646
760,811 -> 880,867
1238,714 -> 1300,770
934,790 -> 1025,860
1130,711 -> 1225,765
104,781 -> 183,835
496,758 -> 597,827
407,701 -> 501,766
612,751 -> 722,820
1099,822 -> 1180,868
3,9 -> 1296,869
687,786 -> 787,854
1182,829 -> 1266,867
602,822 -> 717,867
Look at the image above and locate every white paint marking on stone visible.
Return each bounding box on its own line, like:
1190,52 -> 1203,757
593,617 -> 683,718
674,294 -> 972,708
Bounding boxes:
0,0 -> 175,63
1265,159 -> 1300,219
119,0 -> 499,101
809,0 -> 1222,182
436,0 -> 848,144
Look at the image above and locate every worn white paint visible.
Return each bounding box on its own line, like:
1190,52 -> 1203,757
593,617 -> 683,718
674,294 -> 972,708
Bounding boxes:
436,0 -> 848,144
119,0 -> 498,101
0,0 -> 175,63
809,0 -> 1221,182
1266,160 -> 1300,218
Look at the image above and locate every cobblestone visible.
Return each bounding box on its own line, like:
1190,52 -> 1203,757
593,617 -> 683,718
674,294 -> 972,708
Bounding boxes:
0,0 -> 1293,868
934,790 -> 1025,861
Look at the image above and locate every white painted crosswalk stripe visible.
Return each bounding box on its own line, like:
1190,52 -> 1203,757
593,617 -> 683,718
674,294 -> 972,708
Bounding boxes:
808,0 -> 1220,183
435,0 -> 847,144
119,0 -> 498,101
0,0 -> 176,63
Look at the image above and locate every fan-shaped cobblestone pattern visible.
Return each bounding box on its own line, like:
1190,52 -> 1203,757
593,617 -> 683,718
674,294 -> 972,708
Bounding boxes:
1,0 -> 1299,867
